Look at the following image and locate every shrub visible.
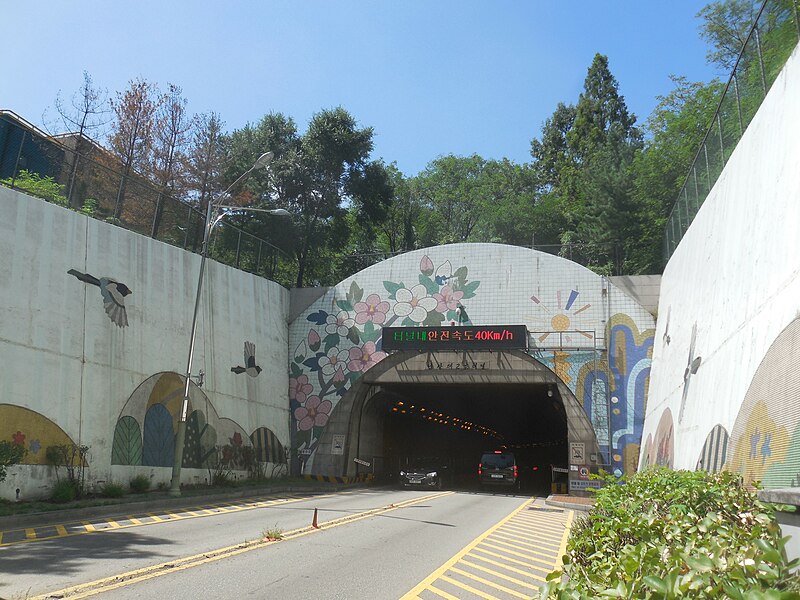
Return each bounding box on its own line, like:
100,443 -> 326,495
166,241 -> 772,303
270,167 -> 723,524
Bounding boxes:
541,467 -> 800,599
99,482 -> 125,498
0,441 -> 26,483
129,474 -> 151,494
50,479 -> 77,503
1,170 -> 68,206
80,197 -> 99,216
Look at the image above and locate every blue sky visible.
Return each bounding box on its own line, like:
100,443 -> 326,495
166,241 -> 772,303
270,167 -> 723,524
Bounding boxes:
3,1 -> 717,176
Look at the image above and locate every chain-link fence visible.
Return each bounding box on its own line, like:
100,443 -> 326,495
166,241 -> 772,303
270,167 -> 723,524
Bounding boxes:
0,110 -> 295,286
664,0 -> 800,262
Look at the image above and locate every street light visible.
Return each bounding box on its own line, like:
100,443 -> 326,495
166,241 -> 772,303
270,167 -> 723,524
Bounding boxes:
169,152 -> 289,496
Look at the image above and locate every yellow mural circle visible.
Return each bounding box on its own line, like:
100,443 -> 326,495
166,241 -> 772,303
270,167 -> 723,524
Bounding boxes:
551,314 -> 570,331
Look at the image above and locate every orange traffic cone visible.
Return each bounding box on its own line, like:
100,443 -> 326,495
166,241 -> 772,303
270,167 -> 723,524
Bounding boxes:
312,508 -> 319,528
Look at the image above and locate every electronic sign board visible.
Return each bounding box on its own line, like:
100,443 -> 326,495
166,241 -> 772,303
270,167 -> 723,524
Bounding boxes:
381,325 -> 528,352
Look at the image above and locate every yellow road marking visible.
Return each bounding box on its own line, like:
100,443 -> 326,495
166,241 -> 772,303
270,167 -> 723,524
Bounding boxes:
0,494 -> 320,548
471,546 -> 552,570
449,566 -> 530,599
429,584 -> 459,599
465,552 -> 547,582
29,491 -> 452,600
25,528 -> 36,539
483,537 -> 559,560
459,559 -> 539,590
56,525 -> 68,536
554,509 -> 574,568
491,531 -> 555,548
440,574 -> 502,600
400,497 -> 532,600
479,541 -> 555,565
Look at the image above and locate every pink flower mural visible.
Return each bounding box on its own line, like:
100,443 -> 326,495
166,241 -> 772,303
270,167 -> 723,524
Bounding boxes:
295,396 -> 332,431
354,294 -> 390,325
289,374 -> 313,403
433,285 -> 464,313
293,256 -> 481,461
348,341 -> 387,372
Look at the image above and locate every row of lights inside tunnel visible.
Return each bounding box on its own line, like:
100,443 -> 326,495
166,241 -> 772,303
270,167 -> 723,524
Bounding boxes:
392,400 -> 502,440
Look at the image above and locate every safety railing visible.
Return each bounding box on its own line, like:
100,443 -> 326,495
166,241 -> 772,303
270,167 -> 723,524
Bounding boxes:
664,0 -> 800,261
0,110 -> 295,286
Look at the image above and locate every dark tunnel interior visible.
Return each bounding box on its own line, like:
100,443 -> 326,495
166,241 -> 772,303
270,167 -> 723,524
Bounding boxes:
372,382 -> 568,495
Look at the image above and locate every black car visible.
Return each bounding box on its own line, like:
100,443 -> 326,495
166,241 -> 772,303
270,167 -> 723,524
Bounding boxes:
398,460 -> 449,489
478,451 -> 519,489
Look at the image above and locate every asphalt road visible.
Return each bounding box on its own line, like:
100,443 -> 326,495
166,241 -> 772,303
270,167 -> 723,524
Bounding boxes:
0,488 -> 573,600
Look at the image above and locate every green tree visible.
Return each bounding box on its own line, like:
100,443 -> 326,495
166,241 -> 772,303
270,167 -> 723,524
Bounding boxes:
0,441 -> 25,483
630,76 -> 722,273
223,108 -> 392,287
698,0 -> 761,72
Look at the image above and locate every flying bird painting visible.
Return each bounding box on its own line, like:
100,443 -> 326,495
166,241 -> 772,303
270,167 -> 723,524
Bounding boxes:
231,341 -> 262,377
68,269 -> 132,327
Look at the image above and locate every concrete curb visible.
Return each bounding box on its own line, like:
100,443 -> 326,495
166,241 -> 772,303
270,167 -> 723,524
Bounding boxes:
545,495 -> 594,513
0,483 -> 363,530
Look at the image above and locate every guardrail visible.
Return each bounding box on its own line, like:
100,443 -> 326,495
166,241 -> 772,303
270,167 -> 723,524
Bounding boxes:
0,110 -> 295,286
663,0 -> 800,261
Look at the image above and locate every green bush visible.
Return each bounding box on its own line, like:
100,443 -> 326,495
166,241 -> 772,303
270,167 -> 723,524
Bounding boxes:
1,170 -> 68,207
0,441 -> 26,483
541,467 -> 800,599
99,482 -> 125,498
50,480 -> 77,503
129,474 -> 151,494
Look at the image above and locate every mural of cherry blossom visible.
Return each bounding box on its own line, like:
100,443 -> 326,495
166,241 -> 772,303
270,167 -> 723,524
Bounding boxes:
289,254 -> 480,457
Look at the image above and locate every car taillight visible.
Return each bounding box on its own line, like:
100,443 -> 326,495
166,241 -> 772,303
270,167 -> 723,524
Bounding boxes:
513,465 -> 518,478
478,464 -> 482,475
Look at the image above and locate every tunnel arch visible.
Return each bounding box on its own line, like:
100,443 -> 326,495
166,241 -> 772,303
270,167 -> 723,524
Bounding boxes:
288,243 -> 655,488
311,349 -> 601,487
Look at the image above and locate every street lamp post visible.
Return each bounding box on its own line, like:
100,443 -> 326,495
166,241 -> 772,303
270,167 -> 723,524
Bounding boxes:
169,152 -> 288,496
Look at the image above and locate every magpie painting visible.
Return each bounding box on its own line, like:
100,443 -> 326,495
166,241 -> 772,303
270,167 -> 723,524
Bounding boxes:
232,341 -> 262,377
68,269 -> 132,327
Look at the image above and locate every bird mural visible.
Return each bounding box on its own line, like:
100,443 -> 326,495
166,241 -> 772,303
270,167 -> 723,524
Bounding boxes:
231,341 -> 262,377
68,269 -> 132,327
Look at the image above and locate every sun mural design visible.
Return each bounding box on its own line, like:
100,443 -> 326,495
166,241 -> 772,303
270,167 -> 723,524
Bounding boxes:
529,290 -> 594,345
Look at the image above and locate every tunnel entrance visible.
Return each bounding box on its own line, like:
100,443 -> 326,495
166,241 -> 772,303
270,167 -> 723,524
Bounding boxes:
378,381 -> 567,495
311,349 -> 601,496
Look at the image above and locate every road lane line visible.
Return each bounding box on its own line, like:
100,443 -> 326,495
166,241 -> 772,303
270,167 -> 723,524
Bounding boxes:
458,558 -> 539,590
465,552 -> 547,582
440,574 -> 502,600
449,566 -> 530,599
400,497 -> 532,600
472,545 -> 552,569
428,585 -> 459,599
554,509 -> 574,568
28,491 -> 452,600
0,493 -> 324,548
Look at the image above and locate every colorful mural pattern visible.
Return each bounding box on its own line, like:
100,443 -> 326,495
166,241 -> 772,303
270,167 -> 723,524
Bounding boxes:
291,254 -> 653,477
726,318 -> 800,489
290,256 -> 480,458
0,404 -> 79,465
111,372 -> 285,470
697,425 -> 729,472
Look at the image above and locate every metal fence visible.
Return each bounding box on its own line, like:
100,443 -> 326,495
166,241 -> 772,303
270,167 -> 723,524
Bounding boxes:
664,0 -> 800,261
0,110 -> 295,286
